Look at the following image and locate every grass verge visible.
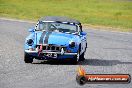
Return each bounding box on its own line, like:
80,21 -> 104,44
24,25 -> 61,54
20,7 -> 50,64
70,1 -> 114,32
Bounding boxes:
0,0 -> 132,32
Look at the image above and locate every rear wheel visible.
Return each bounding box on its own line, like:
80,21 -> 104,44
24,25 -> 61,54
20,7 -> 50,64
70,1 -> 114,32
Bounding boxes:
24,52 -> 33,63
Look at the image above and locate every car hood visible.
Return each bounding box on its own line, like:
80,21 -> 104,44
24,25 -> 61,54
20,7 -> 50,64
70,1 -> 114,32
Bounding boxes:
35,31 -> 77,46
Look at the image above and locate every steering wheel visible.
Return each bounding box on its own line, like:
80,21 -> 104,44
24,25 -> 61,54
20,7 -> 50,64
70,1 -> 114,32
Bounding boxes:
49,24 -> 58,31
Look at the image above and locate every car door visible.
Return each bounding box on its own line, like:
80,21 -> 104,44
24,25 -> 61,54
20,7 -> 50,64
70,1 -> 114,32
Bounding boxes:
80,31 -> 87,55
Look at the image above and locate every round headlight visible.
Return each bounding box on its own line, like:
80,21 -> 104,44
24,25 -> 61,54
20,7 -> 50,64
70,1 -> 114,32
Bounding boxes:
27,39 -> 34,46
69,42 -> 75,48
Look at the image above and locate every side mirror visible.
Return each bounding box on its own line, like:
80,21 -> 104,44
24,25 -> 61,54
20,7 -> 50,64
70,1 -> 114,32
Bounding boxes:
79,32 -> 86,36
80,32 -> 87,35
28,28 -> 35,32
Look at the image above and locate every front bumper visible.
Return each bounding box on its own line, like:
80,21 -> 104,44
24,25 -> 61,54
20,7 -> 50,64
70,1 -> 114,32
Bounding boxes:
25,50 -> 77,59
25,50 -> 77,55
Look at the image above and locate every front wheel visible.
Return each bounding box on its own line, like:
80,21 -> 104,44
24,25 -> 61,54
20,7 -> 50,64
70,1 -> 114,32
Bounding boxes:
24,52 -> 33,63
71,51 -> 80,65
79,52 -> 85,61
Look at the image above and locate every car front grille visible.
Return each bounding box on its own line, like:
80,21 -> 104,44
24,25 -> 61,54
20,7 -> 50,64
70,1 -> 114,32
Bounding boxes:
36,44 -> 66,52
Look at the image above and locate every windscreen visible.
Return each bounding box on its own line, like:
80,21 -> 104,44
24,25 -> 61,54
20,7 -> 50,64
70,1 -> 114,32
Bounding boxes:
36,22 -> 78,34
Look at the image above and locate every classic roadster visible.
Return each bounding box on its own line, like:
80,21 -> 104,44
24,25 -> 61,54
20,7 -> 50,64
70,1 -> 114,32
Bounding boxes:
24,16 -> 87,64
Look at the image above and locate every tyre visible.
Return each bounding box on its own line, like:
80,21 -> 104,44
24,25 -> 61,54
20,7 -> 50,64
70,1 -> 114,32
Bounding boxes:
24,52 -> 33,63
71,45 -> 82,64
79,52 -> 85,61
71,51 -> 80,65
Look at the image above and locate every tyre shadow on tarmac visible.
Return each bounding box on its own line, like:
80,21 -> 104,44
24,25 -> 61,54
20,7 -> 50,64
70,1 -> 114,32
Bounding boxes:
79,59 -> 132,66
32,59 -> 132,66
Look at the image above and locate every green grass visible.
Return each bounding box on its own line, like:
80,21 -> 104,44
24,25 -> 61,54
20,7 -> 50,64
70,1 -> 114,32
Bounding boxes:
0,0 -> 132,31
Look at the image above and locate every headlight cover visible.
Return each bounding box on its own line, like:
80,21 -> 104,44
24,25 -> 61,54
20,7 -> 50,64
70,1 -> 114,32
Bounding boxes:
69,41 -> 75,48
26,39 -> 34,46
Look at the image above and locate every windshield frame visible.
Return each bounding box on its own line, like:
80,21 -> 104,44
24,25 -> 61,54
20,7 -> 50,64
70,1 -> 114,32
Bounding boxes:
35,21 -> 79,34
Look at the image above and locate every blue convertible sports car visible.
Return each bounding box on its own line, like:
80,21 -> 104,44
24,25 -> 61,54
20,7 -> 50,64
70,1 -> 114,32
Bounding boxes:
24,16 -> 87,64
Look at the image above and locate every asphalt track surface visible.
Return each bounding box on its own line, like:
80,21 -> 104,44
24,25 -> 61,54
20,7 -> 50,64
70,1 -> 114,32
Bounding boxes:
0,19 -> 132,88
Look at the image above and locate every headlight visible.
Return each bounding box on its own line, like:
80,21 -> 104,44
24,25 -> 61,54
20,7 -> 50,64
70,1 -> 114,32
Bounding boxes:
69,42 -> 75,48
27,39 -> 34,46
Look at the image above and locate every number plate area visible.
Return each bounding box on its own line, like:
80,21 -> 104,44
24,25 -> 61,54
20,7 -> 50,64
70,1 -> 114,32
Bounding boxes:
43,53 -> 57,58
